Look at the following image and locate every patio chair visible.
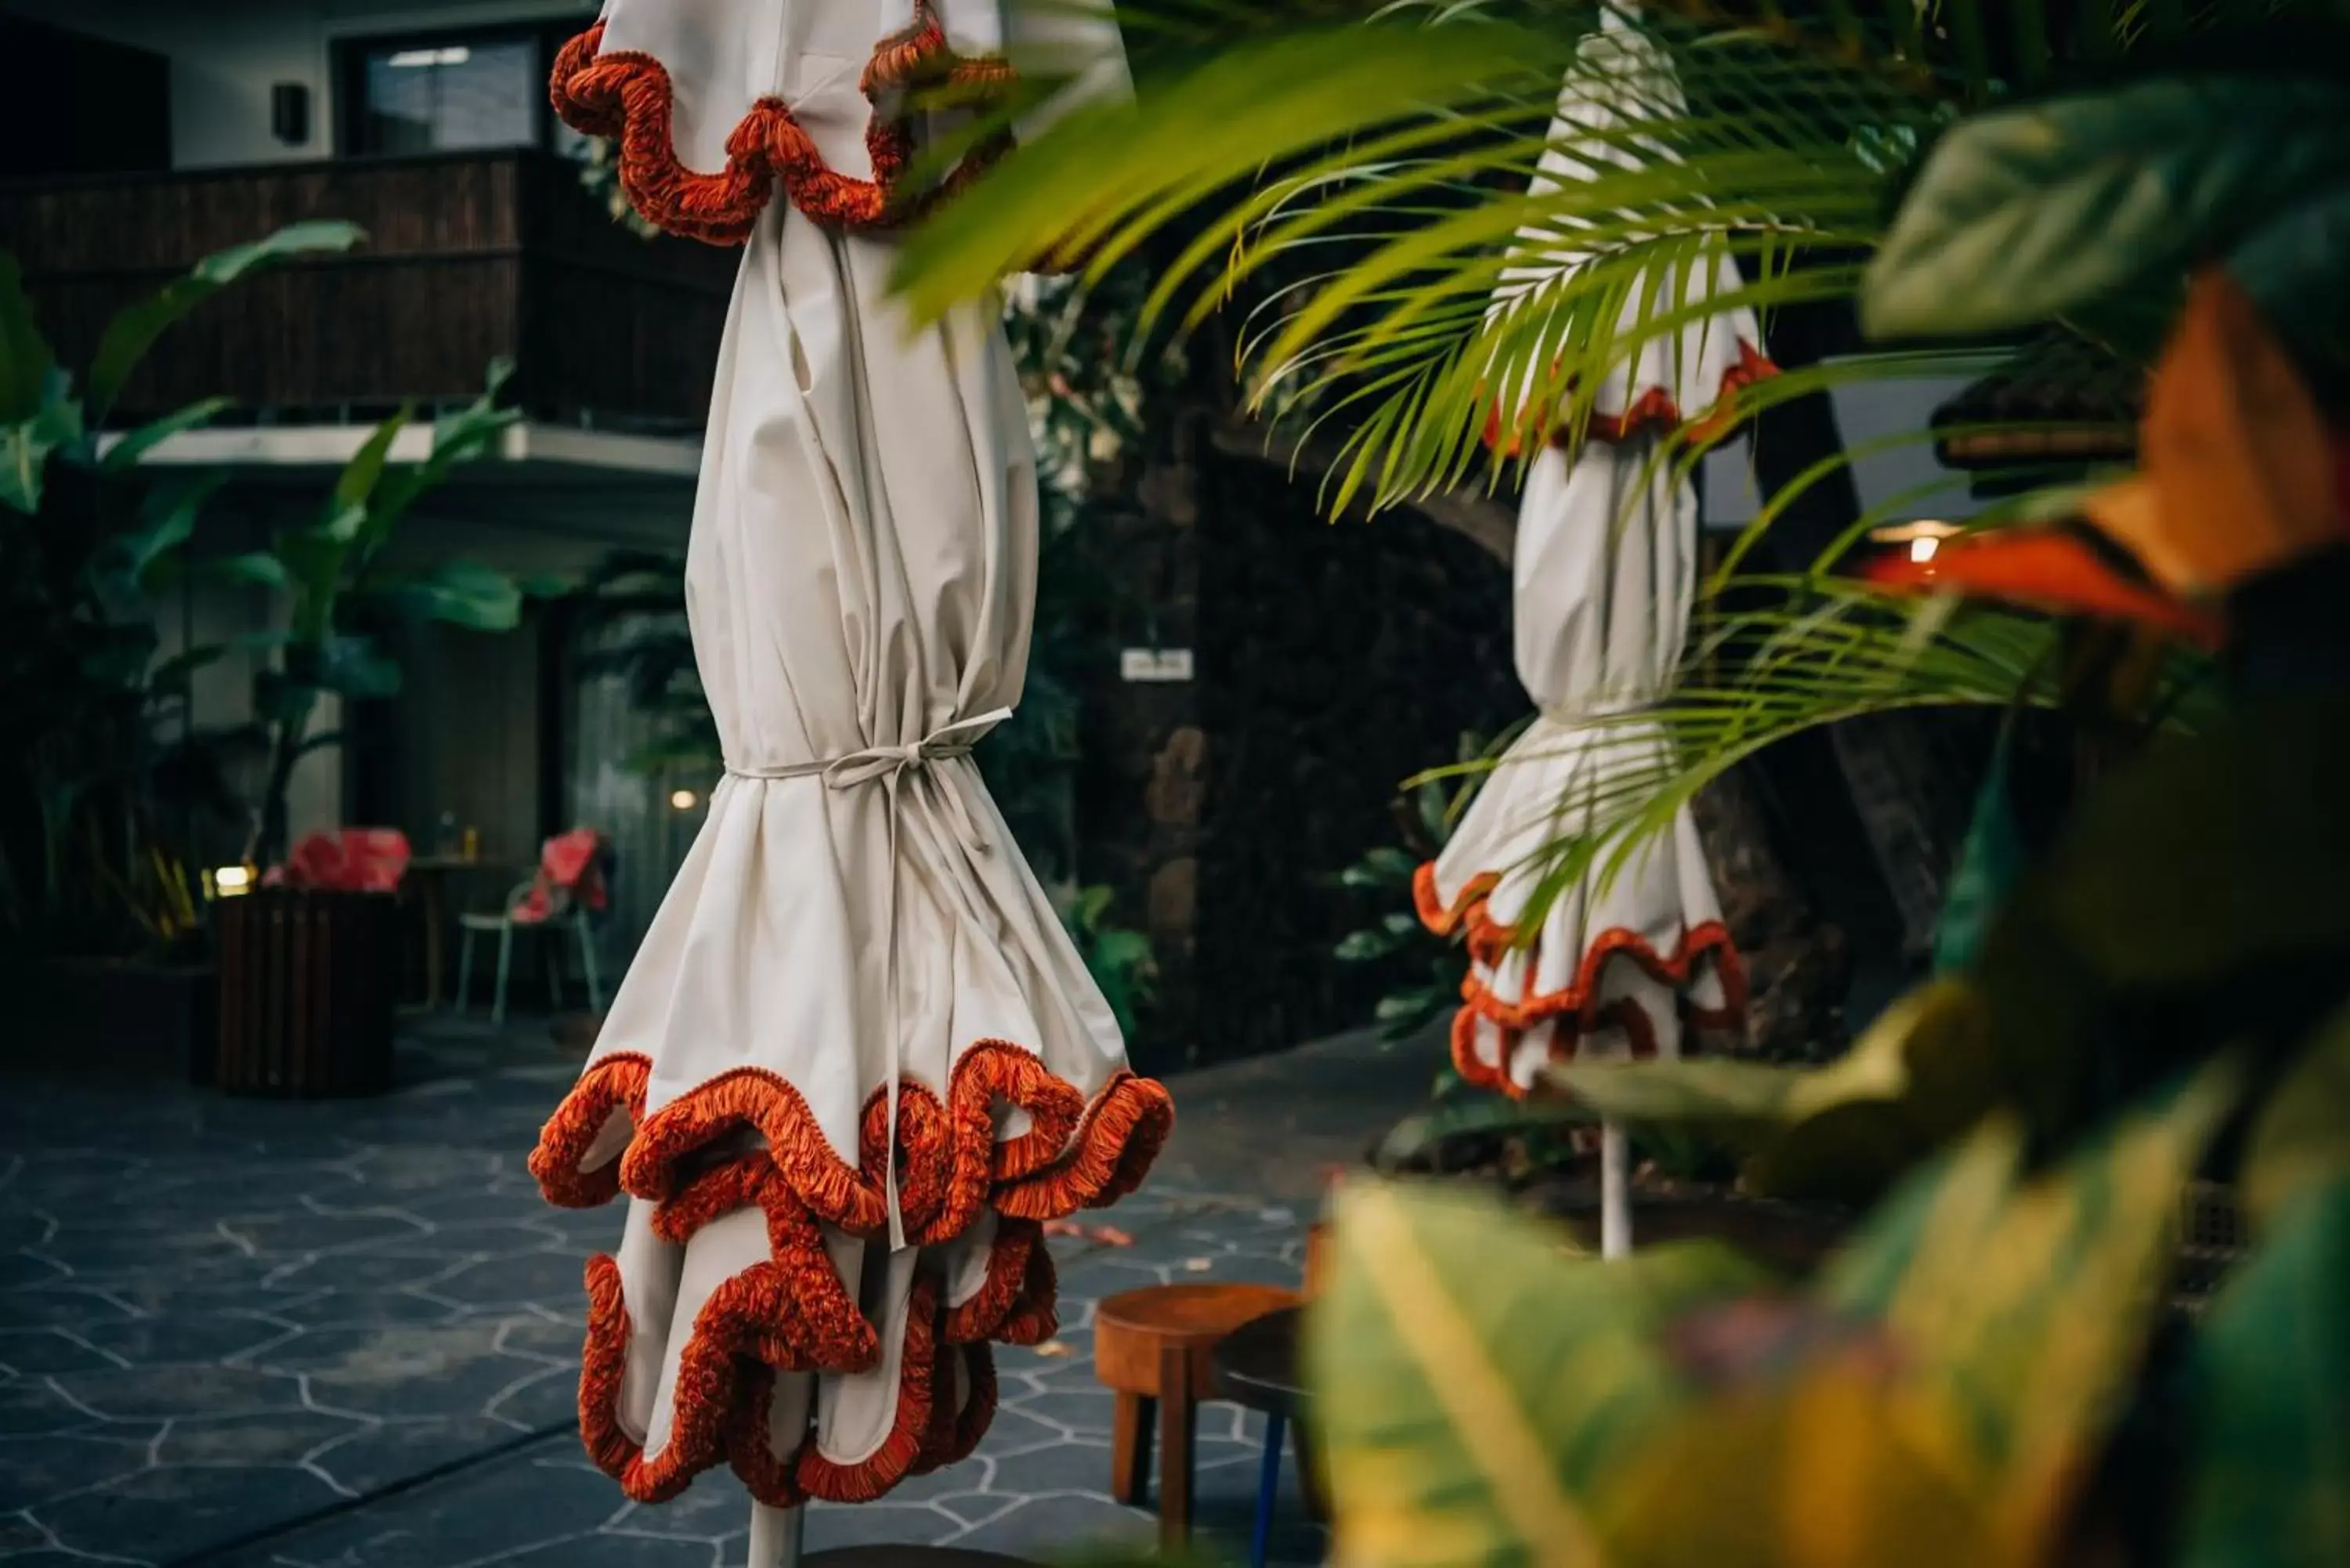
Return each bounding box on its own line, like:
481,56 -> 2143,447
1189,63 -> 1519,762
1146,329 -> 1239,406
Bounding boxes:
456,829 -> 610,1024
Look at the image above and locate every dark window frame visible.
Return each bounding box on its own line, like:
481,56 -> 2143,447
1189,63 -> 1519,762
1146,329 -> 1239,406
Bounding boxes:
333,15 -> 595,160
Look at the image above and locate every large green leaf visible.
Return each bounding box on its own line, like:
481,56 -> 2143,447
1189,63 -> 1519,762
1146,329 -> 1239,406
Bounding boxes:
1587,1357 -> 1993,1568
1864,74 -> 2350,338
123,473 -> 230,592
1819,1065 -> 2237,1555
2229,182 -> 2350,406
0,254 -> 56,424
324,408 -> 414,542
101,396 -> 235,473
1308,1180 -> 1765,1568
89,221 -> 363,417
371,559 -> 523,632
0,392 -> 84,514
2240,999 -> 2350,1234
357,359 -> 519,556
1931,721 -> 2027,975
274,528 -> 349,641
197,552 -> 292,591
2178,1174 -> 2350,1568
318,635 -> 402,700
1539,977 -> 2001,1204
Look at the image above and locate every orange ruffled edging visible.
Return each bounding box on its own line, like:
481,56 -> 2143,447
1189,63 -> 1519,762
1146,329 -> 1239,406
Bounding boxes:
532,1040 -> 1172,1504
1483,339 -> 1780,459
551,0 -> 1014,245
1414,863 -> 1748,1097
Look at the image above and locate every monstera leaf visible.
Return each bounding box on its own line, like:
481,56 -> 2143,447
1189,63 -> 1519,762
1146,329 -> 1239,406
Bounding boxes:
2178,1174 -> 2350,1568
1307,1183 -> 1766,1568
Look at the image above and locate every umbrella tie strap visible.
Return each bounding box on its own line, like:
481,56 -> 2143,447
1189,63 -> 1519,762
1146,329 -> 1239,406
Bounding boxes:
725,706 -> 1013,1251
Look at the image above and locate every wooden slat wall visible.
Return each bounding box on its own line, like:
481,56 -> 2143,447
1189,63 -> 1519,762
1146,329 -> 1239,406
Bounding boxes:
0,150 -> 736,426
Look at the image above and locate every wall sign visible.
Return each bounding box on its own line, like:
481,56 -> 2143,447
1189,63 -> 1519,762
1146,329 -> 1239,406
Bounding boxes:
1119,648 -> 1195,683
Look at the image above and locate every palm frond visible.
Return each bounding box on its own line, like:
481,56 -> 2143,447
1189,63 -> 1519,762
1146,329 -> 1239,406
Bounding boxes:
1411,573 -> 2211,938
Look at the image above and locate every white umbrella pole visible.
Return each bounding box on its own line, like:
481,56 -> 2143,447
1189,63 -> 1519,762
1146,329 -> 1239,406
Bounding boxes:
1600,1119 -> 1632,1259
748,1501 -> 805,1568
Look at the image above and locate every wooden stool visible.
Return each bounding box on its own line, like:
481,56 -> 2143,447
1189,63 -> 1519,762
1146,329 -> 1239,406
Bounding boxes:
1094,1282 -> 1299,1547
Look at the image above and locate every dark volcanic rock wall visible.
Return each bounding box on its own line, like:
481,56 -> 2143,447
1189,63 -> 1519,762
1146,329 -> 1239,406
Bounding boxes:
1075,404 -> 1524,1073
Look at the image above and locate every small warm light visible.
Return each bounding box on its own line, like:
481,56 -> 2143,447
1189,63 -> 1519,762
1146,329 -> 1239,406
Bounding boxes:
389,46 -> 472,67
213,865 -> 255,897
670,789 -> 700,811
1910,536 -> 1940,564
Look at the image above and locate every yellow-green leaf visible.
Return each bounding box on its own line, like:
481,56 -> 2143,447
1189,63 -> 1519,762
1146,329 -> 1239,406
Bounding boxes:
2178,1174 -> 2350,1568
1308,1181 -> 1765,1568
1822,1064 -> 2239,1559
1542,978 -> 2000,1205
2240,998 -> 2350,1234
1590,1359 -> 1994,1568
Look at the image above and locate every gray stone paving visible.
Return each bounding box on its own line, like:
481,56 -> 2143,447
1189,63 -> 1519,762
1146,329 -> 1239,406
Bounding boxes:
0,1021 -> 1360,1568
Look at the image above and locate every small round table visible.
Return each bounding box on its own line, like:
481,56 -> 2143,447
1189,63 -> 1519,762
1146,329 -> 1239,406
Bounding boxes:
1211,1306 -> 1325,1568
1093,1283 -> 1298,1548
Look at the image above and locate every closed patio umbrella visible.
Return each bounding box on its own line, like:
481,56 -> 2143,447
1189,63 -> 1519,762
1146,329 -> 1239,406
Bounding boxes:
522,2 -> 1172,1558
1414,5 -> 1760,1256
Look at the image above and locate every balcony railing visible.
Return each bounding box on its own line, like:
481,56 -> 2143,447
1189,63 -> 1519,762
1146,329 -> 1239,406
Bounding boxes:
0,149 -> 738,432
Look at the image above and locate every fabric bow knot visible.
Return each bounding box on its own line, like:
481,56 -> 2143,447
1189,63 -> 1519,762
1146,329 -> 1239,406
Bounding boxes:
727,707 -> 1014,1249
818,709 -> 1008,860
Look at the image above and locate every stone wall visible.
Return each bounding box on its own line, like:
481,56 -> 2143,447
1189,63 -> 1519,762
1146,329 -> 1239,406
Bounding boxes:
1075,404 -> 1525,1073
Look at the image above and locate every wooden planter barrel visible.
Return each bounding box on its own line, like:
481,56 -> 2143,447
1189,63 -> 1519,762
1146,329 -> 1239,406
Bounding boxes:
214,889 -> 401,1097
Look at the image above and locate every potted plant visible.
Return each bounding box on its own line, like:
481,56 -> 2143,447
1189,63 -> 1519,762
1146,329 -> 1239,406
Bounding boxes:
0,222 -> 360,1082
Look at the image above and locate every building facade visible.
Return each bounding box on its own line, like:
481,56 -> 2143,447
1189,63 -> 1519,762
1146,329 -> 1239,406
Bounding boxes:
0,0 -> 726,967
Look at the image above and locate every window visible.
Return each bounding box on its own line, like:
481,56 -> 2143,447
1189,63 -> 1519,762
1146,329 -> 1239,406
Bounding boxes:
341,21 -> 596,158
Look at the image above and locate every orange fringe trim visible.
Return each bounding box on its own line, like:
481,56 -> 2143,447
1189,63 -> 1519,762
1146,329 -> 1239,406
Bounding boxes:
1482,339 -> 1780,458
551,0 -> 1014,245
582,1257 -> 966,1507
551,1043 -> 1162,1499
535,1041 -> 1172,1245
530,1052 -> 650,1208
911,1342 -> 998,1476
793,1279 -> 942,1504
654,1150 -> 879,1371
1415,862 -> 1748,1098
943,1219 -> 1061,1346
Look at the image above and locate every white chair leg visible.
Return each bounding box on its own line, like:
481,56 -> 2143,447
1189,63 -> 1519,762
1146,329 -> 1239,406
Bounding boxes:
455,928 -> 475,1016
493,923 -> 515,1027
579,919 -> 606,1013
545,935 -> 564,1011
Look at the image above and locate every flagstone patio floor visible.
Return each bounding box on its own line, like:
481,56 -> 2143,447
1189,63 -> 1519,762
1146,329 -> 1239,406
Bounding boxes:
0,1021 -> 1435,1568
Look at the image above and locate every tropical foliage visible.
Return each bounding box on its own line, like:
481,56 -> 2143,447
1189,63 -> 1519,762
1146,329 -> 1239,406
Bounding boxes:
1331,727 -> 1506,1046
0,221 -> 541,955
892,0 -> 2345,959
0,223 -> 359,956
883,6 -> 2350,1565
207,363 -> 530,864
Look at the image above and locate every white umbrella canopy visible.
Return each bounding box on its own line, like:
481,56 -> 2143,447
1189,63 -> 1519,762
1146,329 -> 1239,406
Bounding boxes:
524,0 -> 1171,1533
1414,5 -> 1766,1250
